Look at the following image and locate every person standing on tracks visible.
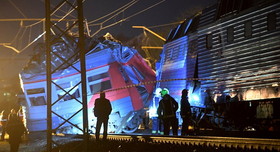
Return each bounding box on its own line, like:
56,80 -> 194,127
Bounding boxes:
157,88 -> 179,136
94,92 -> 112,140
6,109 -> 25,152
204,89 -> 215,113
180,89 -> 192,136
0,110 -> 8,141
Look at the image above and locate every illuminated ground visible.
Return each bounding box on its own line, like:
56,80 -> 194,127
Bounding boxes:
0,133 -> 81,152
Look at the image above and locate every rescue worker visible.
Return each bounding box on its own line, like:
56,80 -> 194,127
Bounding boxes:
8,109 -> 18,121
94,92 -> 112,140
149,88 -> 164,135
180,89 -> 192,136
6,109 -> 25,152
17,107 -> 28,138
157,88 -> 178,136
204,89 -> 214,110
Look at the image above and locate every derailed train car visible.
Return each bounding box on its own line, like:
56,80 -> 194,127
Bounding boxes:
19,36 -> 155,134
156,0 -> 280,131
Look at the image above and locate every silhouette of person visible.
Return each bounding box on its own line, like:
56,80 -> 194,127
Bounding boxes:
157,89 -> 178,136
180,89 -> 192,136
94,92 -> 112,140
6,109 -> 25,152
0,110 -> 8,141
204,89 -> 215,112
17,107 -> 28,136
8,109 -> 18,121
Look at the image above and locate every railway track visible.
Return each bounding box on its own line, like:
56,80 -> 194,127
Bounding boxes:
2,131 -> 277,151
105,134 -> 280,151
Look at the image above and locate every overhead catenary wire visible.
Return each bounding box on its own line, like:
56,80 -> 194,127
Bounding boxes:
88,0 -> 138,25
9,21 -> 24,44
89,0 -> 166,37
89,0 -> 139,37
2,0 -> 85,54
8,0 -> 27,18
122,0 -> 165,22
3,0 -> 166,53
8,0 -> 28,46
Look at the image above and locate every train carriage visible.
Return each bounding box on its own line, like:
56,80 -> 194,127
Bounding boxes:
19,38 -> 155,134
156,0 -> 280,131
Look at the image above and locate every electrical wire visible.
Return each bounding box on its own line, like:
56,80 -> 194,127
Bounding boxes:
88,0 -> 139,36
23,20 -> 44,28
88,0 -> 138,24
39,0 -> 77,19
8,0 -> 27,18
4,0 -> 86,54
90,0 -> 166,37
5,0 -> 165,53
123,0 -> 165,22
10,21 -> 24,44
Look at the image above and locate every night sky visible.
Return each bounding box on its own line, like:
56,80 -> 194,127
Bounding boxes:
0,0 -> 217,109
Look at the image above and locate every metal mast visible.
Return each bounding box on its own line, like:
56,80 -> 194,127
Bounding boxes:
45,0 -> 88,151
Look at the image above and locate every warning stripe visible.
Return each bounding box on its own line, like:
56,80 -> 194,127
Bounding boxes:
97,78 -> 215,94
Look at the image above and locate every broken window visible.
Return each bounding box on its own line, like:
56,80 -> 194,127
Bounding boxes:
89,80 -> 112,94
30,96 -> 46,106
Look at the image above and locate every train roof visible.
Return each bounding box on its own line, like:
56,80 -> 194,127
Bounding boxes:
166,0 -> 278,42
19,33 -> 135,82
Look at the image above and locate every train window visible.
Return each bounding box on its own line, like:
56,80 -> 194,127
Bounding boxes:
122,52 -> 131,60
29,96 -> 46,106
26,88 -> 45,95
58,88 -> 80,101
119,67 -> 129,83
89,80 -> 112,94
244,20 -> 252,38
131,66 -> 145,80
164,49 -> 173,63
171,46 -> 180,61
166,28 -> 176,42
172,24 -> 181,40
227,27 -> 234,43
267,12 -> 276,31
88,73 -> 109,82
184,19 -> 193,35
206,34 -> 212,49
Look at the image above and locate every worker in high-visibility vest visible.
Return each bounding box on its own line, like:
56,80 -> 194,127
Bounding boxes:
157,88 -> 179,136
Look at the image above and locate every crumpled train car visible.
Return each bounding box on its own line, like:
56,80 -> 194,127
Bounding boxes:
19,38 -> 155,134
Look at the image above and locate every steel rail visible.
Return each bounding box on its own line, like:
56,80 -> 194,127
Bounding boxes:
105,134 -> 280,151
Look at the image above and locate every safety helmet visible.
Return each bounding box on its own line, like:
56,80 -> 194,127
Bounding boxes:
160,88 -> 169,97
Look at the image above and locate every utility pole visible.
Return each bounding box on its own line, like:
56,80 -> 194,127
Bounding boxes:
45,0 -> 88,151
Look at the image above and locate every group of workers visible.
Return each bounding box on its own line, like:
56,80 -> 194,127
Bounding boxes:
0,88 -> 203,150
93,88 -> 193,138
155,88 -> 192,136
